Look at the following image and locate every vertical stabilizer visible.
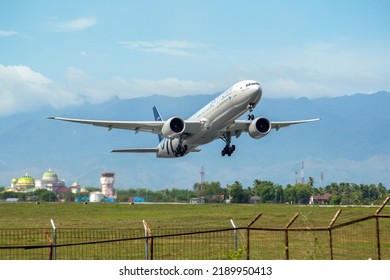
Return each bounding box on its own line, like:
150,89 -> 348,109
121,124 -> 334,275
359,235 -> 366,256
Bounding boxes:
153,106 -> 163,142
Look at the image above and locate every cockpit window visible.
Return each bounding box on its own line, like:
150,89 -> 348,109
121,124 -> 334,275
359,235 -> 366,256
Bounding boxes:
246,82 -> 260,87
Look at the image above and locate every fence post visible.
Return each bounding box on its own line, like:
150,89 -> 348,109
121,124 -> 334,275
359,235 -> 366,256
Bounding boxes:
246,213 -> 262,260
328,210 -> 341,260
50,219 -> 56,260
143,220 -> 153,260
376,216 -> 381,260
285,213 -> 299,260
374,197 -> 389,260
143,220 -> 149,260
375,196 -> 390,216
230,219 -> 238,253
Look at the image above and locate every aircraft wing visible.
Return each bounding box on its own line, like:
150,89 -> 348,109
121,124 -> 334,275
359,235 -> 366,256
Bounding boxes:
47,116 -> 203,135
230,118 -> 320,134
270,118 -> 320,131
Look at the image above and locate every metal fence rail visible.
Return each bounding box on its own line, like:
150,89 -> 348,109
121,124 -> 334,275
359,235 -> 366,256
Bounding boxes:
1,198 -> 389,260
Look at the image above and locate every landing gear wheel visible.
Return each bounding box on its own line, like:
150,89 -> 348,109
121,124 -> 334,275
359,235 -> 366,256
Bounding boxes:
247,114 -> 254,120
220,132 -> 236,157
221,144 -> 235,157
174,144 -> 188,157
247,102 -> 255,120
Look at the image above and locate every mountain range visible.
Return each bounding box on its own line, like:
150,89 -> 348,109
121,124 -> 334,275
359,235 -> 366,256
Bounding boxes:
1,91 -> 389,190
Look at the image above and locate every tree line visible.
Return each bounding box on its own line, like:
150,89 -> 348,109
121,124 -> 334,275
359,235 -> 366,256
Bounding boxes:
1,179 -> 389,205
112,179 -> 390,205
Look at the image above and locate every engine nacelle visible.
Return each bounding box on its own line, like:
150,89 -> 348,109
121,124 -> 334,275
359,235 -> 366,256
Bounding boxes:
161,117 -> 185,138
248,117 -> 271,139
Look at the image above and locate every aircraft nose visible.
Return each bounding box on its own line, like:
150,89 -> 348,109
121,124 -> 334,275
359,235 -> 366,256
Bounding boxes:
252,83 -> 262,99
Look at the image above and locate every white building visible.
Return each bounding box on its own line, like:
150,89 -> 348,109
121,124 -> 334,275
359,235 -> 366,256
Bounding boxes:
90,192 -> 104,203
70,181 -> 81,194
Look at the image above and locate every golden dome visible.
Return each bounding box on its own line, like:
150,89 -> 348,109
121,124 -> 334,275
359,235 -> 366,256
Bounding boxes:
16,173 -> 35,188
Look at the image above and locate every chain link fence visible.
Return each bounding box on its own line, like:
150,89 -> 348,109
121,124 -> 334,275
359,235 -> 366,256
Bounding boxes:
1,198 -> 389,260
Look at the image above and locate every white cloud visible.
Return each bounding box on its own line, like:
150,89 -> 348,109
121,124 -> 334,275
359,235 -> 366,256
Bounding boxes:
126,77 -> 217,97
0,30 -> 19,36
0,64 -> 226,112
66,66 -> 91,82
64,67 -> 220,102
3,59 -> 386,118
260,66 -> 387,99
0,65 -> 83,116
55,17 -> 97,32
118,40 -> 207,56
230,40 -> 390,98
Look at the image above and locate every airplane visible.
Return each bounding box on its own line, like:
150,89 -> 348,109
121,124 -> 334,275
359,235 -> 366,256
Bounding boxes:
48,80 -> 320,158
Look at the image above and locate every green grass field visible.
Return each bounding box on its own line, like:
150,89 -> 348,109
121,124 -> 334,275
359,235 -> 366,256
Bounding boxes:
0,202 -> 388,229
1,202 -> 389,259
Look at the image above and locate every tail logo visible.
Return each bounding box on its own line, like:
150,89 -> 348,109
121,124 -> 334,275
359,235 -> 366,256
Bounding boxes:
153,106 -> 163,142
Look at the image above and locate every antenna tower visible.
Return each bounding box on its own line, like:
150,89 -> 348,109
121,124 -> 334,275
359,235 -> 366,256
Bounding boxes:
295,171 -> 298,185
200,166 -> 205,191
301,160 -> 305,184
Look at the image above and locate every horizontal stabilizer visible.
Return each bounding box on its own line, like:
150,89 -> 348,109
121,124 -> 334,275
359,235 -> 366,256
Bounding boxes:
111,148 -> 157,153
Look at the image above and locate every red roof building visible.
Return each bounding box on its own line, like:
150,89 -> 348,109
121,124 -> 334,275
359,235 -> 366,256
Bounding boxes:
309,193 -> 332,205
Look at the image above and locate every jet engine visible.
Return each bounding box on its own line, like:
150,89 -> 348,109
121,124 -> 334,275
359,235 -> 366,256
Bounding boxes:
248,117 -> 271,139
161,117 -> 185,138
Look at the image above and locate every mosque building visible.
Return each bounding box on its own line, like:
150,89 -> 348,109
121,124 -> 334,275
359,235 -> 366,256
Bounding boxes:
10,173 -> 35,192
3,169 -> 113,203
6,169 -> 67,193
35,169 -> 66,191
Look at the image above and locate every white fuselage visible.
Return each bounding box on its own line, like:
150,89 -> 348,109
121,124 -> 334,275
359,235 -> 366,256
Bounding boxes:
156,80 -> 262,157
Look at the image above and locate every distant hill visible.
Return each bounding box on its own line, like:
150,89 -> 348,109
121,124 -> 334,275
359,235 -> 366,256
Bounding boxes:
1,91 -> 389,189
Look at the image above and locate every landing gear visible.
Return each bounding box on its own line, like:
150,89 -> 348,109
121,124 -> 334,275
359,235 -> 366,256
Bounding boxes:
221,144 -> 235,157
220,132 -> 235,157
247,103 -> 255,120
174,136 -> 188,157
175,144 -> 187,157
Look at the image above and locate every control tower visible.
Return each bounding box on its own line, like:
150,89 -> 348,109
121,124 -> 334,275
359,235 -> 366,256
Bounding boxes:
101,172 -> 115,197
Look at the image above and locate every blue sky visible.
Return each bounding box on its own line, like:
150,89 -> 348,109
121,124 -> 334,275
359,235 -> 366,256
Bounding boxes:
1,0 -> 389,116
1,1 -> 390,190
